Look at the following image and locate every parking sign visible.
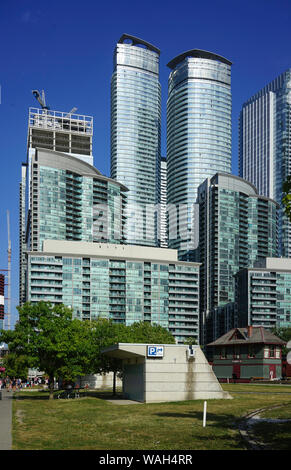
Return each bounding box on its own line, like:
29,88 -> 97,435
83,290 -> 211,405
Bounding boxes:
147,345 -> 164,357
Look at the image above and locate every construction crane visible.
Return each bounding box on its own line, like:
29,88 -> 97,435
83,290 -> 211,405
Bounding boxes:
6,210 -> 11,330
65,107 -> 78,117
32,90 -> 50,111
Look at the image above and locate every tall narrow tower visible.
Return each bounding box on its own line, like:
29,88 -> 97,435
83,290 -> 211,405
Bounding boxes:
167,50 -> 232,260
239,69 -> 291,257
0,273 -> 4,331
111,34 -> 161,247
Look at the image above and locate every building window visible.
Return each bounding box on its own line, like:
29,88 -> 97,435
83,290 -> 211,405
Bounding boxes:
233,345 -> 240,359
269,345 -> 275,358
220,347 -> 227,359
264,347 -> 269,358
248,345 -> 255,358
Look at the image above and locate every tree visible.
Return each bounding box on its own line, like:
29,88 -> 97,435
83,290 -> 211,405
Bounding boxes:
271,326 -> 291,356
1,353 -> 28,379
89,319 -> 130,396
126,321 -> 176,344
0,302 -> 94,399
282,176 -> 291,222
93,320 -> 176,395
183,337 -> 197,346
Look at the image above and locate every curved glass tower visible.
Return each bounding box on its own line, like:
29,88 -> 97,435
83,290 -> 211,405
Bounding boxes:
167,50 -> 232,260
111,34 -> 161,247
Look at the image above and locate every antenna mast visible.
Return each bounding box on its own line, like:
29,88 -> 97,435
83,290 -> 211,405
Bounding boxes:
7,210 -> 11,330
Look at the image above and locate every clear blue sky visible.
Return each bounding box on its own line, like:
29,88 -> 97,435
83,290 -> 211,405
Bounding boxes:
0,0 -> 291,327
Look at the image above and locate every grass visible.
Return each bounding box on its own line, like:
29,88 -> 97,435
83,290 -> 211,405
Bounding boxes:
11,384 -> 291,450
246,401 -> 291,450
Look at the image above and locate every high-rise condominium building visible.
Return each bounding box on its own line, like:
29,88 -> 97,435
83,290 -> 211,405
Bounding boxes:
20,106 -> 95,304
167,50 -> 232,260
239,69 -> 291,257
198,173 -> 279,344
111,34 -> 161,247
20,106 -> 128,305
20,148 -> 127,305
235,258 -> 291,330
160,157 -> 168,248
26,241 -> 200,344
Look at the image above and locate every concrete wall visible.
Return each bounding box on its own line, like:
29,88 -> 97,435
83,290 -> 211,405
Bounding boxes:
77,373 -> 122,390
115,344 -> 231,402
42,240 -> 179,262
143,345 -> 231,402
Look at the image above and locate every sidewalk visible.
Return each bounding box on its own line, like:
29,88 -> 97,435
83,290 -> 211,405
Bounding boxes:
0,389 -> 13,450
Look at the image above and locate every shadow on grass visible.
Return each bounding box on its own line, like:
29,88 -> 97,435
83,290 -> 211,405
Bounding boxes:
155,411 -> 246,449
13,390 -> 124,401
155,410 -> 240,427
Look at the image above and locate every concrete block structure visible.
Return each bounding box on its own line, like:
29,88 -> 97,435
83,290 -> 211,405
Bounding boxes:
102,343 -> 231,403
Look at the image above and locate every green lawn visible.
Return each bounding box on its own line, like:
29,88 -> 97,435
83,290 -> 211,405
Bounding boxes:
12,385 -> 291,450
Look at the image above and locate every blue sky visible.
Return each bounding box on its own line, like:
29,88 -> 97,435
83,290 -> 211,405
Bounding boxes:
0,0 -> 291,327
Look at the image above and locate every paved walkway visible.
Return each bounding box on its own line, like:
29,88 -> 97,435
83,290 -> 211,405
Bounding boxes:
0,389 -> 13,450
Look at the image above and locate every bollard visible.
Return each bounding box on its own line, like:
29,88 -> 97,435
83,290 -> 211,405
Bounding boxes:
203,401 -> 207,427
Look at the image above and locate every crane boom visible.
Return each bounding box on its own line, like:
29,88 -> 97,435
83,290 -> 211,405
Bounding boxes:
32,90 -> 50,110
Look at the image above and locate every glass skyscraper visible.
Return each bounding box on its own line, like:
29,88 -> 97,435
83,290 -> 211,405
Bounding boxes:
198,173 -> 279,344
167,50 -> 232,260
239,69 -> 291,257
159,157 -> 168,248
20,147 -> 128,305
111,34 -> 161,247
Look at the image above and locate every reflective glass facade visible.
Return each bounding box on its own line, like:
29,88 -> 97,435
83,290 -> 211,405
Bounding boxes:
27,247 -> 200,344
239,69 -> 291,257
236,261 -> 291,330
30,150 -> 127,252
111,35 -> 161,247
167,51 -> 232,260
198,173 -> 279,344
20,148 -> 128,304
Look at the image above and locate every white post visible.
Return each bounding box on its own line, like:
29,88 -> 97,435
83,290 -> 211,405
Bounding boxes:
203,401 -> 207,427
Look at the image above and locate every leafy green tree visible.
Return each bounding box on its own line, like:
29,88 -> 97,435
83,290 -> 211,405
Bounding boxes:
271,327 -> 291,356
93,320 -> 175,395
127,321 -> 176,344
183,337 -> 197,346
282,176 -> 291,222
0,302 -> 94,399
89,319 -> 130,396
1,353 -> 29,379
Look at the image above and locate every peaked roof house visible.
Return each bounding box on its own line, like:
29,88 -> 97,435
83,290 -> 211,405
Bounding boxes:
207,326 -> 285,382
